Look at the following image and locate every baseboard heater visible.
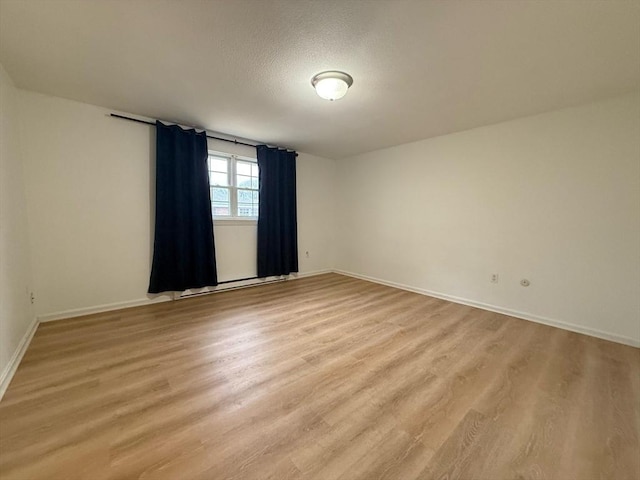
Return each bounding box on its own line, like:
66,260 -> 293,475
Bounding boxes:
175,275 -> 289,300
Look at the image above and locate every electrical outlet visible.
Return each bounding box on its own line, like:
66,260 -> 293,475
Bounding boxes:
491,273 -> 499,284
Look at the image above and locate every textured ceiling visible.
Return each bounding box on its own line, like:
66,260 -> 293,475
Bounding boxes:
1,0 -> 639,159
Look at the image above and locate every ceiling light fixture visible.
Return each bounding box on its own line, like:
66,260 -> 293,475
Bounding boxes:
311,71 -> 354,101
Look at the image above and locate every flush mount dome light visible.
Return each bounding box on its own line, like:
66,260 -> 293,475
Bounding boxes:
311,71 -> 354,101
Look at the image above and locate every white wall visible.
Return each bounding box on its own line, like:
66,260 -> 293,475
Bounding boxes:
0,64 -> 35,389
18,91 -> 336,319
336,93 -> 640,346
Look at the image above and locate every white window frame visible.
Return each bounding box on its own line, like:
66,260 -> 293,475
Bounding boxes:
208,150 -> 259,222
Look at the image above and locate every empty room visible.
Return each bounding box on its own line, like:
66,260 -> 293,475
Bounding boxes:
0,0 -> 639,479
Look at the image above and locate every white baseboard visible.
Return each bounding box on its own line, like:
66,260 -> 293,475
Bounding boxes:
293,269 -> 333,278
178,269 -> 332,298
335,269 -> 640,348
37,269 -> 333,322
38,296 -> 173,323
0,316 -> 39,401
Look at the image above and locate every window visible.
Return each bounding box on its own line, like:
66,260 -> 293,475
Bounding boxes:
208,152 -> 259,219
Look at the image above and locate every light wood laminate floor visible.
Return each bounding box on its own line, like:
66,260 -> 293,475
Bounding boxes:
1,273 -> 638,479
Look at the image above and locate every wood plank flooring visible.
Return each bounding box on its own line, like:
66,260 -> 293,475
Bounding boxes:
0,273 -> 638,479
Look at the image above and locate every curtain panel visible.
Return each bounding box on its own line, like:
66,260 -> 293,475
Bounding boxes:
148,121 -> 218,293
256,145 -> 298,278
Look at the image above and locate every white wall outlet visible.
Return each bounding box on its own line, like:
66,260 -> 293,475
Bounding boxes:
491,273 -> 499,283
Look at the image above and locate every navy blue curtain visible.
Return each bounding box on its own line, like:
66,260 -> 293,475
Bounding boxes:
256,146 -> 298,278
148,122 -> 217,293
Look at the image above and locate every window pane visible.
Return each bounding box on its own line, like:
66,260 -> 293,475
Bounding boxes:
210,157 -> 227,172
251,164 -> 259,177
237,189 -> 253,203
211,187 -> 229,202
238,206 -> 254,217
210,171 -> 228,186
237,175 -> 252,188
212,202 -> 230,216
237,188 -> 257,217
251,177 -> 259,189
237,161 -> 251,176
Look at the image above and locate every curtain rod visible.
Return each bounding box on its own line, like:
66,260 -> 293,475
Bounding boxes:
110,113 -> 297,155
